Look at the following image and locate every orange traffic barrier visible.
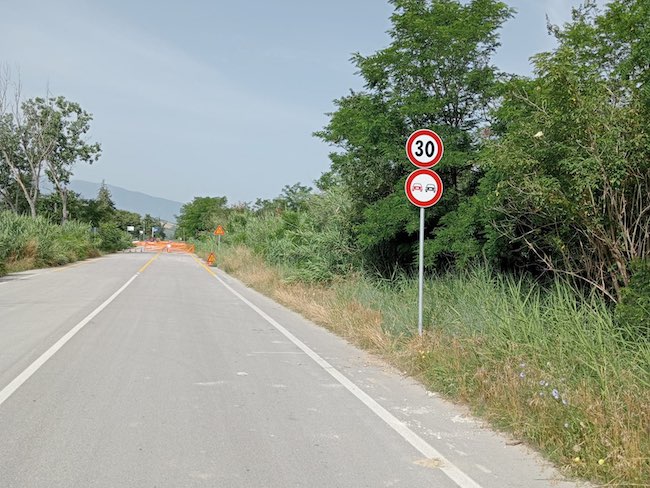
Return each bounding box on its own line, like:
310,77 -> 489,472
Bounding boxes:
133,241 -> 195,254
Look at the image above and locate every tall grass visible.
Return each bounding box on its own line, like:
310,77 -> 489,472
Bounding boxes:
212,188 -> 357,281
0,211 -> 100,273
216,245 -> 649,486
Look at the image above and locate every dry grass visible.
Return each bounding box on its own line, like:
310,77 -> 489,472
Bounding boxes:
5,257 -> 38,273
214,245 -> 389,351
214,245 -> 649,487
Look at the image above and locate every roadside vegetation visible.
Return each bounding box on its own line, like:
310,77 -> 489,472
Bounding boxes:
0,73 -> 163,274
208,245 -> 649,486
0,185 -> 139,275
185,1 -> 649,485
0,211 -> 99,272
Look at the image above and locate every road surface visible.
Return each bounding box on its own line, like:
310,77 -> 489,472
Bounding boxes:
0,253 -> 583,487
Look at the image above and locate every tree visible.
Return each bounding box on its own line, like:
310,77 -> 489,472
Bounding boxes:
42,96 -> 101,223
0,70 -> 99,220
114,209 -> 143,237
176,196 -> 229,239
141,214 -> 166,240
253,183 -> 313,214
316,0 -> 513,273
89,182 -> 116,227
0,79 -> 57,218
483,0 -> 650,300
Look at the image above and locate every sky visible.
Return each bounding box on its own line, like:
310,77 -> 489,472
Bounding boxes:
0,0 -> 607,205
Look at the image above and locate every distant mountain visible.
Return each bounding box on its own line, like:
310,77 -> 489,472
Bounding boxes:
69,180 -> 183,223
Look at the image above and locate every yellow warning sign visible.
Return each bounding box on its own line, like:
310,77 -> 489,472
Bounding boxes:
214,225 -> 225,236
207,252 -> 216,265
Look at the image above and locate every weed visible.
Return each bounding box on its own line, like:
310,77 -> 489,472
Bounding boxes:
217,245 -> 650,486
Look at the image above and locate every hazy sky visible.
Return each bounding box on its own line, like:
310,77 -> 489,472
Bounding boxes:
0,0 -> 606,205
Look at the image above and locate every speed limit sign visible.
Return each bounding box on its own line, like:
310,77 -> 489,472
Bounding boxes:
406,129 -> 444,168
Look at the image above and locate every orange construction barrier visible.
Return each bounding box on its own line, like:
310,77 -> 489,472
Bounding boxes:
133,241 -> 195,254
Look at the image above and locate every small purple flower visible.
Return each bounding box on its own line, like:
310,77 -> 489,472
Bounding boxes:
552,389 -> 560,400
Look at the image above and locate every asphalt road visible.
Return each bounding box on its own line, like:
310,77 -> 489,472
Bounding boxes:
0,253 -> 585,488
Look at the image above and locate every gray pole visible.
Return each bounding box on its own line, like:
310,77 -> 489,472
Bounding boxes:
418,206 -> 425,336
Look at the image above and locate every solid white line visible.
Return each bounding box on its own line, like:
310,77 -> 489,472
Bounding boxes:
212,273 -> 483,488
0,273 -> 140,407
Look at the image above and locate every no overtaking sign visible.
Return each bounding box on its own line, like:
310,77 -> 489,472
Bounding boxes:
405,169 -> 443,208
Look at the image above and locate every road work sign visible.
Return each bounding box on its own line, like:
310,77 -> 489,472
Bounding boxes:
207,252 -> 216,265
214,226 -> 225,236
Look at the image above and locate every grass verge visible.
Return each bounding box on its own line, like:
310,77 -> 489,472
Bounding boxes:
0,211 -> 101,275
201,244 -> 649,487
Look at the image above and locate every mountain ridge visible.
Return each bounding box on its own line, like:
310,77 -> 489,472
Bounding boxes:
69,180 -> 183,223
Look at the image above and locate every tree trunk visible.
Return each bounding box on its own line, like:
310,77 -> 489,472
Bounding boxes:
61,187 -> 68,224
28,197 -> 36,218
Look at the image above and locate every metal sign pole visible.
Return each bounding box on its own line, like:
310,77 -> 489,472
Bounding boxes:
418,206 -> 425,336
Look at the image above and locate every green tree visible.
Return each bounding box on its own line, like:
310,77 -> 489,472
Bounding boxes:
114,209 -> 142,238
93,182 -> 116,226
253,183 -> 313,214
176,196 -> 228,239
0,94 -> 56,218
139,214 -> 166,240
316,0 -> 513,273
42,96 -> 101,223
483,0 -> 650,300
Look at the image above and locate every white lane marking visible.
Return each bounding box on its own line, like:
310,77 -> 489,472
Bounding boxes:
247,351 -> 305,355
0,273 -> 140,407
212,273 -> 483,488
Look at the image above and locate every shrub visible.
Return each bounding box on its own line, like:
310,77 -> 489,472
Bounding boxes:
97,222 -> 133,252
616,259 -> 650,340
0,211 -> 101,268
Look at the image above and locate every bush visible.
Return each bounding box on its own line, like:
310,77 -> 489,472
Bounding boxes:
616,259 -> 650,340
224,188 -> 358,282
97,222 -> 133,252
0,211 -> 101,268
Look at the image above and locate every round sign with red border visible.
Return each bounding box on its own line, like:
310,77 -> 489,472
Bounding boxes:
406,129 -> 444,168
405,169 -> 443,208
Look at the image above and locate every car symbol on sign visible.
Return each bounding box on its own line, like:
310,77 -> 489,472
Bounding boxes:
425,184 -> 436,192
412,183 -> 423,191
